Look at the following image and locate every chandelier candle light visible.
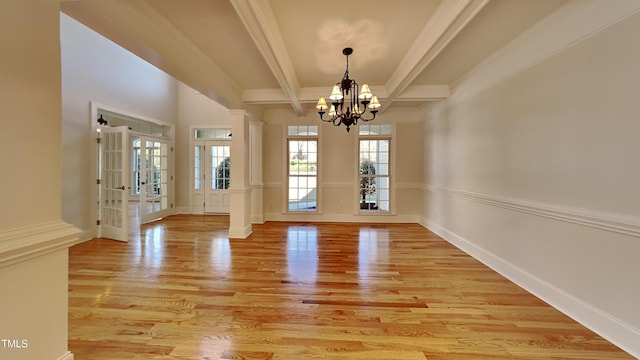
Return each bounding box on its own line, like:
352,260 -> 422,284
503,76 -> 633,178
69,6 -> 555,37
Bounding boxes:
316,47 -> 381,132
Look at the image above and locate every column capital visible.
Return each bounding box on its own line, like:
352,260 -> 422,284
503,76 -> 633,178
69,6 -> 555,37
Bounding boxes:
228,109 -> 258,122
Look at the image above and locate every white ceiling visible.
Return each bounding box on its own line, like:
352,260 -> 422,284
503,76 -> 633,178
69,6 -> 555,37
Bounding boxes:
61,0 -> 566,114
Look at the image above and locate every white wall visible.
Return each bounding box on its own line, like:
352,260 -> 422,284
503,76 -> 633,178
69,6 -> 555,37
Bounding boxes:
421,1 -> 640,356
0,1 -> 78,359
262,106 -> 423,222
60,13 -> 179,237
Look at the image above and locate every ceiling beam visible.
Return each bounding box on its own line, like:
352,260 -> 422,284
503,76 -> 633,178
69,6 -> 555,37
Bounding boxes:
230,0 -> 304,115
242,85 -> 450,105
382,0 -> 490,110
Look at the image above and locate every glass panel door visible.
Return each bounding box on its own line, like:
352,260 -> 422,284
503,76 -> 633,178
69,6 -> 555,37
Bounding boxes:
204,141 -> 231,213
99,126 -> 129,242
139,137 -> 171,223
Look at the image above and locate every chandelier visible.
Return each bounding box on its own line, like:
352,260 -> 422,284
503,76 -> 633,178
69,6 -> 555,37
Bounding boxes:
316,47 -> 380,132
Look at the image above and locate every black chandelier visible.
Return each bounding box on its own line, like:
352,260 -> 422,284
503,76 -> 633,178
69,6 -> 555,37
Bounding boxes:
316,47 -> 380,132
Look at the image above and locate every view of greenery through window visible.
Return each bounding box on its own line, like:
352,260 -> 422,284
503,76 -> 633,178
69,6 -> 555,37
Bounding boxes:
359,125 -> 391,212
285,125 -> 390,213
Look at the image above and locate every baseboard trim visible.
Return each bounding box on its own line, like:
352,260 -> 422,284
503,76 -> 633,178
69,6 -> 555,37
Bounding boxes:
423,218 -> 640,358
57,351 -> 74,360
251,215 -> 265,224
229,224 -> 252,239
264,212 -> 419,223
74,229 -> 95,245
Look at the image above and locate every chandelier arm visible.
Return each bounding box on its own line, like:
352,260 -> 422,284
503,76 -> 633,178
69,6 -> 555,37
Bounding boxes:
318,112 -> 338,123
358,111 -> 378,122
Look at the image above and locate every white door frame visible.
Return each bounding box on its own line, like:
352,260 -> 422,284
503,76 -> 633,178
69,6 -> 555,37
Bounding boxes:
204,140 -> 231,213
190,126 -> 232,214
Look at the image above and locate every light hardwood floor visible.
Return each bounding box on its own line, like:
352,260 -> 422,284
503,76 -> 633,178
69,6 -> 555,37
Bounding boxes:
68,215 -> 633,359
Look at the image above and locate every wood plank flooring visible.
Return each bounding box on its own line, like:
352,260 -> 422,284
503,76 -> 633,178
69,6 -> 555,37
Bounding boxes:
68,215 -> 633,359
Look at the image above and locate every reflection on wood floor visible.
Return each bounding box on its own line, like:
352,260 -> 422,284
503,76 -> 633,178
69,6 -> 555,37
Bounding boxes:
68,215 -> 633,359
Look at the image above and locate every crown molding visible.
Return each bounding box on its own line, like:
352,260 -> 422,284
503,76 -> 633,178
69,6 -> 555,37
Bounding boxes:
450,0 -> 640,105
243,85 -> 449,105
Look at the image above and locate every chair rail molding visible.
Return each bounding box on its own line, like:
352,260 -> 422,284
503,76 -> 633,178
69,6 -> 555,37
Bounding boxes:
425,185 -> 640,238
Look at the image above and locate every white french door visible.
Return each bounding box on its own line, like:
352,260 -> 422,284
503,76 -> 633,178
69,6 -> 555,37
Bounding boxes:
193,141 -> 231,213
139,137 -> 171,224
99,126 -> 129,242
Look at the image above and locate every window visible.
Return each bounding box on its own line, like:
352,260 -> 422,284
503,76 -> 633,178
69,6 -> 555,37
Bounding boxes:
287,125 -> 318,212
194,128 -> 232,139
194,145 -> 202,190
100,110 -> 168,137
358,124 -> 392,212
210,145 -> 231,190
132,138 -> 141,195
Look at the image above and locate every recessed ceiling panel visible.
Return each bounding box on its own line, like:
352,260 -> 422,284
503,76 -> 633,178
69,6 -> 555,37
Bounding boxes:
147,0 -> 280,89
270,0 -> 440,87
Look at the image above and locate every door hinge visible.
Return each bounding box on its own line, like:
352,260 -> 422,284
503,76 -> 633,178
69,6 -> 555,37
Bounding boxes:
97,179 -> 101,185
96,138 -> 101,144
96,220 -> 101,226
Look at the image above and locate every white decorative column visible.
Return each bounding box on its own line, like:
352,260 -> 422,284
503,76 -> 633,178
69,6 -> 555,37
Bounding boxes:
250,121 -> 264,224
229,110 -> 254,238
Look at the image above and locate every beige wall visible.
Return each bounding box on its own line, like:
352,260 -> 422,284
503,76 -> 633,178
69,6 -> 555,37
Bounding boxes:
262,106 -> 423,222
0,0 -> 62,229
421,3 -> 640,356
0,1 -> 77,359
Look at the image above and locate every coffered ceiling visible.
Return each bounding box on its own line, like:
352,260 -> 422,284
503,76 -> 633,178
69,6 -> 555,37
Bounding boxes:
61,0 -> 566,114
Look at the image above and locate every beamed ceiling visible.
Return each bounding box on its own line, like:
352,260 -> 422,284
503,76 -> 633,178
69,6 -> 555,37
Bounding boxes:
60,0 -> 567,114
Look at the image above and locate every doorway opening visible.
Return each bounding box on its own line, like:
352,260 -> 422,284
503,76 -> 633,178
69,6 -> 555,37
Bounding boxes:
191,127 -> 232,214
93,105 -> 174,242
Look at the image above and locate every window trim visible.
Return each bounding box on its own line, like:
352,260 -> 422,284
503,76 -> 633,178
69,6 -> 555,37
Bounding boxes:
355,124 -> 395,215
284,125 -> 321,214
